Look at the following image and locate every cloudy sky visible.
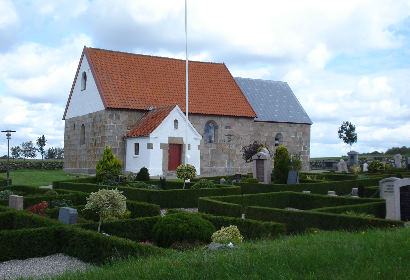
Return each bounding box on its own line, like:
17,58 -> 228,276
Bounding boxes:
0,0 -> 409,158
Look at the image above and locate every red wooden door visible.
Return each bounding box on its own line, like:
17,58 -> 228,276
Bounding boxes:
168,144 -> 182,171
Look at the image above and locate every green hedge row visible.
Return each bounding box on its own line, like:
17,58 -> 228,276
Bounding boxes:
198,197 -> 242,217
53,176 -> 96,188
0,209 -> 61,230
300,172 -> 358,181
312,202 -> 386,218
0,159 -> 63,171
0,191 -> 89,209
0,179 -> 10,186
0,226 -> 163,264
167,210 -> 286,239
54,182 -> 242,208
0,185 -> 49,195
238,177 -> 382,195
246,206 -> 403,233
76,216 -> 161,242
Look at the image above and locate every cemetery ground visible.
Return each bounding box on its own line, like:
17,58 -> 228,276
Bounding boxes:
0,168 -> 409,279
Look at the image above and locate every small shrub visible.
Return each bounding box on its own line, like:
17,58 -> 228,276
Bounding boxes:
159,176 -> 167,189
152,212 -> 216,248
350,165 -> 361,175
176,164 -> 197,188
84,188 -> 127,233
192,179 -> 216,189
136,167 -> 150,181
0,190 -> 13,199
289,154 -> 302,171
96,146 -> 122,183
49,199 -> 73,208
126,181 -> 160,190
28,201 -> 49,217
211,225 -> 243,245
368,161 -> 384,173
43,190 -> 58,196
272,145 -> 290,184
385,164 -> 392,170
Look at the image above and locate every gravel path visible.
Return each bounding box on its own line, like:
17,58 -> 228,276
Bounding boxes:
0,254 -> 91,280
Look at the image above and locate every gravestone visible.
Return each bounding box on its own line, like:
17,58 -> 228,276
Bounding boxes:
252,148 -> 272,184
336,159 -> 348,173
302,190 -> 311,194
394,154 -> 402,168
379,177 -> 410,220
58,207 -> 78,225
8,195 -> 23,210
287,170 -> 299,184
347,151 -> 359,166
352,188 -> 359,197
407,157 -> 410,169
328,191 -> 337,196
234,174 -> 242,180
362,162 -> 368,172
219,178 -> 226,185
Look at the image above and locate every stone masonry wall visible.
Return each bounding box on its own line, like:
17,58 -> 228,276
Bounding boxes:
64,109 -> 311,176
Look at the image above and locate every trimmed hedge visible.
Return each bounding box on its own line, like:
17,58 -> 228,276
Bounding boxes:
0,209 -> 61,230
312,202 -> 386,218
76,216 -> 161,243
300,172 -> 358,181
238,177 -> 383,195
54,182 -> 241,208
167,210 -> 286,239
0,226 -> 163,264
0,179 -> 10,186
0,159 -> 63,171
246,206 -> 403,233
0,185 -> 49,195
198,197 -> 242,217
53,176 -> 96,188
0,191 -> 89,209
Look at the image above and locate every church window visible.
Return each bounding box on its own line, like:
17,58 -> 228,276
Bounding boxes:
80,124 -> 85,145
204,121 -> 217,144
81,71 -> 87,91
134,143 -> 140,156
275,133 -> 283,146
174,119 -> 178,129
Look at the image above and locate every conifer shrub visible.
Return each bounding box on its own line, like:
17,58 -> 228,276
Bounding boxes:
96,146 -> 122,184
152,212 -> 216,248
136,167 -> 150,181
211,225 -> 243,244
272,145 -> 290,184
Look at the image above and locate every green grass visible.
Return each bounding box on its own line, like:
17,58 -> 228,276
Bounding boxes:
0,169 -> 88,187
55,227 -> 409,280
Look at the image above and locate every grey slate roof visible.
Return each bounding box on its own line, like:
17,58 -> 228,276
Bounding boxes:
235,77 -> 312,124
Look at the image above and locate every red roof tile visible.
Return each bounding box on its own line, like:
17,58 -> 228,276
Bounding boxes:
126,105 -> 175,137
63,47 -> 256,119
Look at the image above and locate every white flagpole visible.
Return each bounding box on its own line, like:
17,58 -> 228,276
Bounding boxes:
185,0 -> 189,165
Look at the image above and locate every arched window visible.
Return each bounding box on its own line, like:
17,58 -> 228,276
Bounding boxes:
275,133 -> 282,146
204,121 -> 217,144
81,72 -> 87,91
174,119 -> 178,129
80,124 -> 85,145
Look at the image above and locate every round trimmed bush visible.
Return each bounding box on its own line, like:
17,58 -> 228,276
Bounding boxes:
152,212 -> 216,248
136,167 -> 150,181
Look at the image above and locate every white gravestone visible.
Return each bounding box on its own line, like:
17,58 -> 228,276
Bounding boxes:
362,162 -> 368,172
336,159 -> 348,173
379,177 -> 410,220
394,154 -> 402,168
8,195 -> 23,210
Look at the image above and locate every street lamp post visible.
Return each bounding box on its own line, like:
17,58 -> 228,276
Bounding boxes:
1,130 -> 16,186
225,134 -> 233,175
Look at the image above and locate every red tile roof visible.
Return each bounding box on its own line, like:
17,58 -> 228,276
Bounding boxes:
126,105 -> 175,137
63,47 -> 256,119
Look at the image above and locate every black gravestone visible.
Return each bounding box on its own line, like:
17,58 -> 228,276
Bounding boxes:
234,174 -> 242,180
400,185 -> 410,221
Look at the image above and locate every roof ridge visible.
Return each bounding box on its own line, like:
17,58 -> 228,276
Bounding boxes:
86,47 -> 224,65
235,76 -> 287,84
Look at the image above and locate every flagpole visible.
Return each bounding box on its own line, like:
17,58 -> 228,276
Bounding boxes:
185,0 -> 189,165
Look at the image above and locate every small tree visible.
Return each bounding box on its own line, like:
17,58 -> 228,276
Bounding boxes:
45,147 -> 64,159
272,145 -> 290,184
21,141 -> 37,159
55,147 -> 64,159
176,164 -> 196,188
11,146 -> 22,159
96,146 -> 122,184
289,154 -> 303,172
241,141 -> 267,163
338,121 -> 357,150
84,188 -> 126,233
36,135 -> 47,160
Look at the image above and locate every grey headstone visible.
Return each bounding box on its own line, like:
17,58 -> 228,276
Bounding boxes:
39,185 -> 53,189
207,243 -> 225,250
347,151 -> 359,166
394,154 -> 402,168
362,162 -> 368,172
58,207 -> 78,225
219,178 -> 226,185
9,195 -> 23,210
379,177 -> 410,220
287,170 -> 299,184
352,188 -> 359,197
302,190 -> 311,194
336,159 -> 348,173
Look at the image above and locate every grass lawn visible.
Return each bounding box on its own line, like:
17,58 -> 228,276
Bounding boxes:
0,169 -> 89,187
56,227 -> 409,280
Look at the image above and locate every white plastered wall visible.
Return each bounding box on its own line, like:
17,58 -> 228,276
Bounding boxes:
125,106 -> 202,176
65,56 -> 105,119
